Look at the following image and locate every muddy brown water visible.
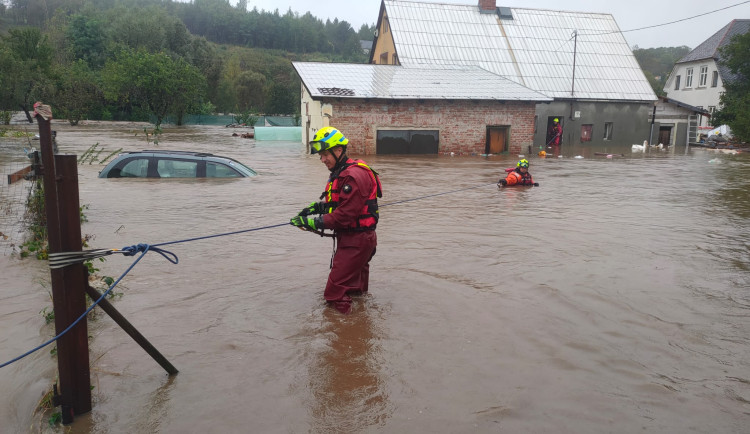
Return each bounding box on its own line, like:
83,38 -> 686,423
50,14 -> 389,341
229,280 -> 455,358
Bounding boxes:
1,122 -> 749,433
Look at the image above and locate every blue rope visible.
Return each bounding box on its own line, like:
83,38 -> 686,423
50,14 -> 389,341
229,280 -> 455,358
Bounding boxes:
152,223 -> 288,247
0,245 -> 169,368
380,183 -> 496,207
121,243 -> 179,264
2,182 -> 497,368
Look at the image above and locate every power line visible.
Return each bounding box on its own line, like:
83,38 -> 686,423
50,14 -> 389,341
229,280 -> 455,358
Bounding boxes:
581,0 -> 750,37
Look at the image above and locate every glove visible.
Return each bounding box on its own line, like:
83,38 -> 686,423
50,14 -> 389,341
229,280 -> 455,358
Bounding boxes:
297,201 -> 324,216
290,215 -> 322,231
533,182 -> 539,187
497,179 -> 507,186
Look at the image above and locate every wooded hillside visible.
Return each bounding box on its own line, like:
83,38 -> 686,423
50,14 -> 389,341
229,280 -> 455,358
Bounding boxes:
1,0 -> 688,125
0,0 -> 374,125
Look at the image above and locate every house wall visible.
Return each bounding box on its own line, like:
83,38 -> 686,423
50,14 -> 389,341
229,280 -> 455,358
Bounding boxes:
371,11 -> 397,65
664,60 -> 723,127
652,101 -> 705,145
304,97 -> 537,155
534,101 -> 654,147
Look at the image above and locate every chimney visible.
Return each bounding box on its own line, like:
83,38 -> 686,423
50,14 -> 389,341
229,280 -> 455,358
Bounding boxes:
478,0 -> 496,13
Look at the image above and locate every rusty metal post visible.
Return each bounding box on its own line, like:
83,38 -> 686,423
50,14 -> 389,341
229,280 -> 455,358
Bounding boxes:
38,114 -> 91,423
84,284 -> 179,376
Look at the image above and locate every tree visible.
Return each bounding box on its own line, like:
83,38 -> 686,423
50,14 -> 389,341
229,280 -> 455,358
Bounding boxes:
101,49 -> 206,127
633,46 -> 691,97
357,23 -> 375,41
0,27 -> 54,122
67,12 -> 107,68
53,60 -> 102,125
712,32 -> 750,143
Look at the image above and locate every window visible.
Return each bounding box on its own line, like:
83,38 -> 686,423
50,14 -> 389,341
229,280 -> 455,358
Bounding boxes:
157,159 -> 197,177
674,75 -> 681,90
712,71 -> 719,87
392,53 -> 398,65
379,52 -> 388,64
708,106 -> 716,114
699,66 -> 708,87
383,19 -> 390,34
580,124 -> 593,142
376,130 -> 439,154
120,159 -> 149,177
685,68 -> 693,88
207,162 -> 242,178
603,122 -> 613,140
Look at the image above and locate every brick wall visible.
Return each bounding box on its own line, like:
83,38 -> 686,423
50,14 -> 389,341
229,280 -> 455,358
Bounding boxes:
326,99 -> 537,155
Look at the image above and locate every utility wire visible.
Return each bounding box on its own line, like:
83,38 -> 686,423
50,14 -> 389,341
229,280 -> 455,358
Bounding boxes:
581,1 -> 750,37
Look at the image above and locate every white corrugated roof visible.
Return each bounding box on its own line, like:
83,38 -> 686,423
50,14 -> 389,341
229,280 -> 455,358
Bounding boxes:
384,0 -> 656,101
292,62 -> 552,101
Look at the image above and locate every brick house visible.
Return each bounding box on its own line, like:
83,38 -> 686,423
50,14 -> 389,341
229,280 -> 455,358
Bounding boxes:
293,62 -> 551,155
371,0 -> 657,148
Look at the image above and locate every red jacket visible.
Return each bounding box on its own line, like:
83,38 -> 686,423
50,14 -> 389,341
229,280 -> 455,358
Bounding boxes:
321,158 -> 381,231
548,124 -> 562,145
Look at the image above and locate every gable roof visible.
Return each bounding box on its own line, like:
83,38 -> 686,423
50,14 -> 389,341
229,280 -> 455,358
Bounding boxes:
293,62 -> 552,101
677,19 -> 750,84
678,19 -> 750,63
378,0 -> 656,102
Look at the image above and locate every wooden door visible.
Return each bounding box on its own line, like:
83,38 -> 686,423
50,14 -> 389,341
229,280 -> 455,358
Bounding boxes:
658,127 -> 671,145
487,127 -> 508,154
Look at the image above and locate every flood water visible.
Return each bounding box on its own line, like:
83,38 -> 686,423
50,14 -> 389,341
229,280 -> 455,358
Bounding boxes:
1,122 -> 749,433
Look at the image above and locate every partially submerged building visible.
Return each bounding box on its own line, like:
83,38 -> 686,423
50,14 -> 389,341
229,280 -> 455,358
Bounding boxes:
293,62 -> 551,155
664,19 -> 750,130
369,0 -> 657,148
650,97 -> 711,148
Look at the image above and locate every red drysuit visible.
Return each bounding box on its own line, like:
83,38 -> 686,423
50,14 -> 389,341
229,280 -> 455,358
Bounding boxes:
320,158 -> 380,314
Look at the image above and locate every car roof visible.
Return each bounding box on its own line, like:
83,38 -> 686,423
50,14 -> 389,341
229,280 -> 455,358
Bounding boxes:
123,150 -> 245,163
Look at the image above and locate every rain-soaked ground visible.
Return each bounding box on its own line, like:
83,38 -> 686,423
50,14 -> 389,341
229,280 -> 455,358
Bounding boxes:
1,121 -> 749,433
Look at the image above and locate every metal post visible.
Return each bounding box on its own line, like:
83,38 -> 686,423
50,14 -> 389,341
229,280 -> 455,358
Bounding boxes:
38,114 -> 92,424
571,30 -> 578,98
648,104 -> 657,150
84,284 -> 179,376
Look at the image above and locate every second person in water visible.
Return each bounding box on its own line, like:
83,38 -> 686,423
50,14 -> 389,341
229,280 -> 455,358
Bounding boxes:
498,159 -> 539,187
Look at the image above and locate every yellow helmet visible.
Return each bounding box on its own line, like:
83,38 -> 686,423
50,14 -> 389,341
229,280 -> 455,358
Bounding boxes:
553,118 -> 559,123
310,126 -> 348,154
538,150 -> 547,157
517,159 -> 529,168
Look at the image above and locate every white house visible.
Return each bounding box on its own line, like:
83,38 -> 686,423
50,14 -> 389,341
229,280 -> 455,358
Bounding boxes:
664,19 -> 750,129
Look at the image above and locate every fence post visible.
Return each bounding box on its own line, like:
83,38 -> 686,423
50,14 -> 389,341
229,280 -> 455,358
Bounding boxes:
38,113 -> 92,424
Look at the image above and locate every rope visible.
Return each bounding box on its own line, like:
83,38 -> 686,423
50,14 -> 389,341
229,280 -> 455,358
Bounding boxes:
380,183 -> 495,207
0,245 -> 161,368
2,182 -> 497,368
48,244 -> 178,269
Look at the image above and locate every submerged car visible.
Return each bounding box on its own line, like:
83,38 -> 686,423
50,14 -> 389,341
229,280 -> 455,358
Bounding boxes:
98,150 -> 257,178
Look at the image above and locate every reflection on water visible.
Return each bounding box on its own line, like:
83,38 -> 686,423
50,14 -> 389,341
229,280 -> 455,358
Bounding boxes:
1,123 -> 749,433
307,301 -> 390,433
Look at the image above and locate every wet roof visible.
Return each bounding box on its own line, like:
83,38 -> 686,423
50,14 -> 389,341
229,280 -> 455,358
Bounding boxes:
677,19 -> 750,84
382,0 -> 656,102
292,62 -> 552,101
678,20 -> 750,62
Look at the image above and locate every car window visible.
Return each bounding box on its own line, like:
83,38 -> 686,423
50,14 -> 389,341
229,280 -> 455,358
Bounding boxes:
119,158 -> 149,177
157,159 -> 197,177
207,162 -> 243,178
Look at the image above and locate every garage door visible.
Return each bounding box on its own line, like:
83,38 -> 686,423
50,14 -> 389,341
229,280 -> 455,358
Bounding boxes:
376,130 -> 439,154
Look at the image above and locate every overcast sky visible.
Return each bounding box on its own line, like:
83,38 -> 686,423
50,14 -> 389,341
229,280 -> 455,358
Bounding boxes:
239,0 -> 750,49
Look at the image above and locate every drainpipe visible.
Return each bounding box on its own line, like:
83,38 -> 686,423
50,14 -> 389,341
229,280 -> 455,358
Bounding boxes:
648,102 -> 657,150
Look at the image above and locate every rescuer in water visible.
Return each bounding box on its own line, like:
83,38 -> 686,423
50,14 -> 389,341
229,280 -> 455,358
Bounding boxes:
290,127 -> 382,314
